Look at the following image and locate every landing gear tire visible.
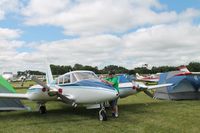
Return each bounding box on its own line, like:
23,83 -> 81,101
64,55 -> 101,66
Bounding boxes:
99,109 -> 107,121
39,106 -> 46,114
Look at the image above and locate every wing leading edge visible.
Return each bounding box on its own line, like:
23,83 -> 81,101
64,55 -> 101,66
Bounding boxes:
0,93 -> 28,99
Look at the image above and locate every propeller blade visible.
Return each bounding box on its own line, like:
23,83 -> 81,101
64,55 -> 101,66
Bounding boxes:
143,90 -> 154,98
31,76 -> 51,90
57,93 -> 72,103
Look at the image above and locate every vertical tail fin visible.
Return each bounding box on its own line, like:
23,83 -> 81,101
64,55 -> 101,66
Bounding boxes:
136,73 -> 143,79
178,66 -> 190,72
46,64 -> 53,85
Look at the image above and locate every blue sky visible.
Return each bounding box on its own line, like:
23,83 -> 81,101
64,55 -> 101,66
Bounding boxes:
0,0 -> 200,72
1,0 -> 199,43
160,0 -> 200,12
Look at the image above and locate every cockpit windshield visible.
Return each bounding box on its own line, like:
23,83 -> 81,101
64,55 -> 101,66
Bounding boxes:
74,72 -> 98,81
55,71 -> 99,85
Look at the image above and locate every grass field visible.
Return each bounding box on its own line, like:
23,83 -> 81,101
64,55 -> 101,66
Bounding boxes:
11,81 -> 36,89
0,88 -> 200,133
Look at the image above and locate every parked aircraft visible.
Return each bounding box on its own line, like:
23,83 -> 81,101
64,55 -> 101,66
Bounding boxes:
0,66 -> 172,121
135,73 -> 159,82
2,72 -> 14,81
177,66 -> 200,75
0,66 -> 118,121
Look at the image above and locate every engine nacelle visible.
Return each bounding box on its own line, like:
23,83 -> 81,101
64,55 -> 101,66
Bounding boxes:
27,85 -> 57,101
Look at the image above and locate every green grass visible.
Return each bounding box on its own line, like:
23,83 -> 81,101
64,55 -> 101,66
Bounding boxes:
11,81 -> 36,89
0,89 -> 200,133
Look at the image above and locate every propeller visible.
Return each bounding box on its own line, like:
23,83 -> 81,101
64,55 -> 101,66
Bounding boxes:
31,76 -> 51,91
134,83 -> 154,98
143,89 -> 154,98
31,76 -> 72,102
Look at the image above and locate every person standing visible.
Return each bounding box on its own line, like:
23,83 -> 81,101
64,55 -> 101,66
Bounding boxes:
102,71 -> 119,118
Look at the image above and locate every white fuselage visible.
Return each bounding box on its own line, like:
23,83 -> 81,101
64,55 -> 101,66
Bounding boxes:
118,82 -> 138,98
61,86 -> 118,104
26,84 -> 118,104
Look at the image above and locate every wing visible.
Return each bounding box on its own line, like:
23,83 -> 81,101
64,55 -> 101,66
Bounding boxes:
0,93 -> 28,99
137,83 -> 172,98
191,72 -> 200,75
146,83 -> 173,90
137,82 -> 172,90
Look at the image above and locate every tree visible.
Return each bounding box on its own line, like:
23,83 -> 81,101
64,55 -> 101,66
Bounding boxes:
17,61 -> 200,76
151,66 -> 176,74
50,64 -> 72,75
73,64 -> 84,70
134,67 -> 151,74
187,62 -> 200,72
101,65 -> 128,74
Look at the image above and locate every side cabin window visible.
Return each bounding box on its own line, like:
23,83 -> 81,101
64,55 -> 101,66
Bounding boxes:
55,78 -> 63,85
71,73 -> 77,83
56,74 -> 70,85
64,75 -> 70,84
59,77 -> 64,84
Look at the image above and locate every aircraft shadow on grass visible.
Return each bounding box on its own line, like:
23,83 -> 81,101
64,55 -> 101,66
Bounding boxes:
0,101 -> 176,124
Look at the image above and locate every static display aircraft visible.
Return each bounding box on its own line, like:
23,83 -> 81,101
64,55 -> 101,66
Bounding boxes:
177,66 -> 200,75
2,72 -> 14,81
136,73 -> 159,82
0,66 -> 118,121
0,66 -> 172,121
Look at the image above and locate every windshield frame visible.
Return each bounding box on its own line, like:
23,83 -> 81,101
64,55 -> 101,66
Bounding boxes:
73,71 -> 98,82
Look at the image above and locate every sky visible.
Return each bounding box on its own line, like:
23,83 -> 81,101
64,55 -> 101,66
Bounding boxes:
0,0 -> 200,73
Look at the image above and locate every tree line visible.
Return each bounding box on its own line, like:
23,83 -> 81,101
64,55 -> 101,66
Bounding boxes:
17,62 -> 200,76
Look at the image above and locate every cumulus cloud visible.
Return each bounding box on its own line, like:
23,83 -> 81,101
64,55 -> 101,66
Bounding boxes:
1,0 -> 200,73
1,23 -> 200,72
0,28 -> 24,73
3,23 -> 197,72
23,35 -> 123,67
0,28 -> 22,40
122,23 -> 200,67
21,0 -> 200,36
0,0 -> 22,20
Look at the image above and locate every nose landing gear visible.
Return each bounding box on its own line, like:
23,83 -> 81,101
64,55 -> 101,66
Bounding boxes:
98,103 -> 107,121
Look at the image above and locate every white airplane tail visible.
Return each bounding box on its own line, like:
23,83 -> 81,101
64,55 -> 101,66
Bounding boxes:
178,66 -> 190,72
136,73 -> 144,79
46,64 -> 54,85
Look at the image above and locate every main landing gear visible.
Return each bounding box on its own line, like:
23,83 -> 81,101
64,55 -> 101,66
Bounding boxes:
98,104 -> 107,121
38,104 -> 47,114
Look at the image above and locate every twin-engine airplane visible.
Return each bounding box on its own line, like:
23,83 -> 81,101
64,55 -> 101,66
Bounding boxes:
0,66 -> 118,121
117,74 -> 172,98
0,66 -> 172,121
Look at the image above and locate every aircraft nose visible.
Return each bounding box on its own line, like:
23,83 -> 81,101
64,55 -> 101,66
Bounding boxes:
112,90 -> 119,99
